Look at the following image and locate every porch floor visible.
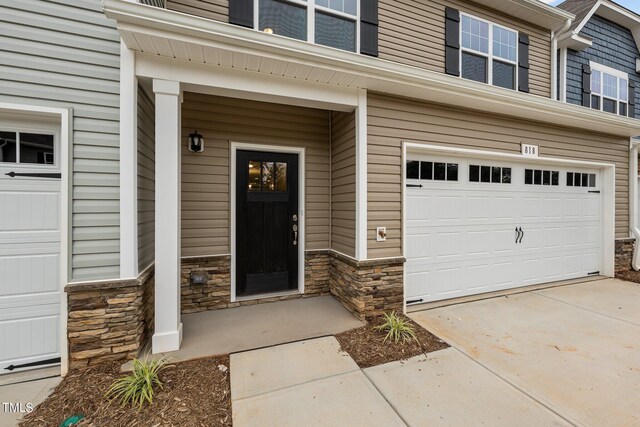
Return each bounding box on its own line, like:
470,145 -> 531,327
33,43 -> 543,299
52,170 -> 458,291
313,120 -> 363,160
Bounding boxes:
145,296 -> 364,363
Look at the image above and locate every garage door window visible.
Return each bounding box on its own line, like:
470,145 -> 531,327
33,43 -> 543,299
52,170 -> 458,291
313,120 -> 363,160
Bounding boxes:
469,165 -> 511,183
567,172 -> 596,188
0,131 -> 55,165
525,169 -> 559,186
406,160 -> 458,181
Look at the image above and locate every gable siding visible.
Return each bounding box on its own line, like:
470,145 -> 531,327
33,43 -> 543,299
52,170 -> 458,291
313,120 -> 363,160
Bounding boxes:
166,0 -> 228,22
379,0 -> 552,98
0,0 -> 121,281
565,14 -> 640,116
138,84 -> 155,272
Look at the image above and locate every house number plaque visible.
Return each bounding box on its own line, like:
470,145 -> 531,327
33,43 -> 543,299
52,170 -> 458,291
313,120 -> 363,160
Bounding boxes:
521,144 -> 539,158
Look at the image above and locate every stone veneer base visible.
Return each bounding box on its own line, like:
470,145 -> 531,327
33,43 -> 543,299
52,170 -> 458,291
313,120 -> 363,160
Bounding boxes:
329,251 -> 405,321
615,238 -> 635,273
65,267 -> 155,369
180,251 -> 331,314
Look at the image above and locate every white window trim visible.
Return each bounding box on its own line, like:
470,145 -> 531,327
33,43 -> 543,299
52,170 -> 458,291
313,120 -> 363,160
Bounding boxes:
459,13 -> 519,90
589,61 -> 629,114
253,0 -> 360,53
0,127 -> 59,169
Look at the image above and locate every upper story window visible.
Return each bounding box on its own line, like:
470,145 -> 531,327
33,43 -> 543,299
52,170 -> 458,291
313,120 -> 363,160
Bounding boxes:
590,62 -> 629,116
258,0 -> 358,52
460,14 -> 518,90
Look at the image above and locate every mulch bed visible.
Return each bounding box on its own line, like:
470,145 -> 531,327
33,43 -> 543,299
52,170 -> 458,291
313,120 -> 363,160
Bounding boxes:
335,315 -> 449,369
20,356 -> 232,427
616,270 -> 640,284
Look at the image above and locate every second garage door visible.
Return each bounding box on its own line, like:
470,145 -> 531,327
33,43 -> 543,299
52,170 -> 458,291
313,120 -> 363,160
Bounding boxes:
405,153 -> 602,304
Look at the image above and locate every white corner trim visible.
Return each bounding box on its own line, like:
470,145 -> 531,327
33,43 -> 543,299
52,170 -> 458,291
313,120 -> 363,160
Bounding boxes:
402,141 -> 616,279
0,102 -> 72,376
120,41 -> 139,278
230,142 -> 306,302
629,138 -> 640,270
355,89 -> 368,261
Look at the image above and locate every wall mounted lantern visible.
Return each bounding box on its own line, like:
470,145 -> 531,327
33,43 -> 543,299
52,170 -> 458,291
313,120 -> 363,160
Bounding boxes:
188,130 -> 204,153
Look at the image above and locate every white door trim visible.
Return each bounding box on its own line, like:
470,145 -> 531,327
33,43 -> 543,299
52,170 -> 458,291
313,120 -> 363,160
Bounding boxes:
230,142 -> 306,302
401,141 -> 616,312
0,102 -> 71,376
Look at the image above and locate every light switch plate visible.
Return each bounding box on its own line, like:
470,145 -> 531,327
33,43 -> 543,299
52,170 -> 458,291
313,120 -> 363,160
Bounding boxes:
376,227 -> 387,242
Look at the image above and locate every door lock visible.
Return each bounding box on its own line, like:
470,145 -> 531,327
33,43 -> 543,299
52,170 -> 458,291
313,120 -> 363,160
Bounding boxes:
293,224 -> 298,246
292,214 -> 298,222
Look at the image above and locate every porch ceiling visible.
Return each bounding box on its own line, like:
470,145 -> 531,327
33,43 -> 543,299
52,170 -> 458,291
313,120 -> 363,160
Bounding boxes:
105,0 -> 640,137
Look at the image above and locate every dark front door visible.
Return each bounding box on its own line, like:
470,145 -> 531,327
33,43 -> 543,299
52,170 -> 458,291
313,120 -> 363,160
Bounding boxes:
236,150 -> 299,297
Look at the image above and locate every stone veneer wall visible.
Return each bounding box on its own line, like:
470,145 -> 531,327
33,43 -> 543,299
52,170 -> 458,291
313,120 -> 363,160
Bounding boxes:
615,238 -> 635,273
65,267 -> 155,369
180,251 -> 331,313
329,252 -> 404,320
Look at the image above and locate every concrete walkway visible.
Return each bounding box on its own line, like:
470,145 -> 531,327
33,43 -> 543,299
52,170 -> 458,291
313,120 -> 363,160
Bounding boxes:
0,376 -> 61,426
230,337 -> 570,426
146,296 -> 364,363
410,278 -> 640,426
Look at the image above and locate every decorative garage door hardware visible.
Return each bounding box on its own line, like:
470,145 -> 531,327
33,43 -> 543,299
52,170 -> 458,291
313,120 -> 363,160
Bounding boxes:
4,357 -> 61,371
406,183 -> 423,188
588,271 -> 601,276
589,190 -> 601,194
5,171 -> 61,179
406,298 -> 424,305
515,227 -> 524,244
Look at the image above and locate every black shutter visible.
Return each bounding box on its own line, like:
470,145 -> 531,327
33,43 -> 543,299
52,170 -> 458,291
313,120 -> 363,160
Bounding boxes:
518,33 -> 529,93
361,0 -> 378,56
582,64 -> 592,107
229,0 -> 253,28
629,81 -> 636,118
445,7 -> 460,76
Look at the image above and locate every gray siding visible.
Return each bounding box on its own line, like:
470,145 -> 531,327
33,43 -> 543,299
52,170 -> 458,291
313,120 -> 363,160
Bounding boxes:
565,15 -> 640,116
0,0 -> 121,280
138,84 -> 155,271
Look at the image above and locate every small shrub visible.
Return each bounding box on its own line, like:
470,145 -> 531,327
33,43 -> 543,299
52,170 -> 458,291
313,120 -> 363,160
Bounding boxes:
374,312 -> 418,344
106,358 -> 168,409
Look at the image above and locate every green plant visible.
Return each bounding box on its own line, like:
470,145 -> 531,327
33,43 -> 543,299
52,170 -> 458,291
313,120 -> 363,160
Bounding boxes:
105,358 -> 168,409
374,312 -> 418,344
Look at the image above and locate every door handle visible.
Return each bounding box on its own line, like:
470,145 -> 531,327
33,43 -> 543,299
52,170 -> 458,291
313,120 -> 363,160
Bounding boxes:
518,227 -> 524,244
293,224 -> 298,246
515,227 -> 519,244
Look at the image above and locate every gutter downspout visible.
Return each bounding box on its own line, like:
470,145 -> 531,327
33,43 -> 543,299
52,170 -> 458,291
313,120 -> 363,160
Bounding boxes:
551,19 -> 572,100
629,138 -> 640,270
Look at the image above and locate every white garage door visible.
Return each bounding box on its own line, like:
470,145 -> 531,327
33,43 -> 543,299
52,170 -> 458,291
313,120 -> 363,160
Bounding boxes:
0,130 -> 61,374
405,154 -> 602,304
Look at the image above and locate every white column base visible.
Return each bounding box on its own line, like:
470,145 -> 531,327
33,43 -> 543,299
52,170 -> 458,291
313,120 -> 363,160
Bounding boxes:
152,323 -> 183,354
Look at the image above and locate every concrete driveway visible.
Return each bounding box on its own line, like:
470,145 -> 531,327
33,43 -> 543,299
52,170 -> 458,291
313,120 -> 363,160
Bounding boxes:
410,278 -> 640,426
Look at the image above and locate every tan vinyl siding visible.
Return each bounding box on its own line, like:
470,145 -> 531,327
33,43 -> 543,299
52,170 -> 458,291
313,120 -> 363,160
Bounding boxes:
181,92 -> 330,257
137,84 -> 155,271
166,0 -> 228,22
331,111 -> 356,257
379,0 -> 552,98
367,92 -> 630,258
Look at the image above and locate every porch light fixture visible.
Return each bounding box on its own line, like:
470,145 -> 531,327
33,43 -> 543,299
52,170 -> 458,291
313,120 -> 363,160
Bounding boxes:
188,130 -> 204,153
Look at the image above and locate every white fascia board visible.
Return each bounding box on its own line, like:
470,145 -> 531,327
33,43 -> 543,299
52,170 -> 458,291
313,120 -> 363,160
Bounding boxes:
105,0 -> 640,137
557,32 -> 593,50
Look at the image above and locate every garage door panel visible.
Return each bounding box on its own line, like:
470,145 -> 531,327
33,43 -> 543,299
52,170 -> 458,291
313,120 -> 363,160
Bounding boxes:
0,168 -> 61,374
405,154 -> 602,304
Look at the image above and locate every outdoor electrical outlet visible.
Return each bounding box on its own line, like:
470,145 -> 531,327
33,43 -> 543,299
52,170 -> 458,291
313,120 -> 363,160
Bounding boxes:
377,227 -> 387,242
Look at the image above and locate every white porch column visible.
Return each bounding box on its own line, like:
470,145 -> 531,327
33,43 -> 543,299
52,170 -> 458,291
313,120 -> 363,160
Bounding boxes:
152,79 -> 183,353
119,41 -> 138,278
355,89 -> 368,260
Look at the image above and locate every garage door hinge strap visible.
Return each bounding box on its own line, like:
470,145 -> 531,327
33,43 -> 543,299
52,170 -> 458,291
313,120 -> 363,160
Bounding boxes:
406,298 -> 424,304
4,357 -> 61,371
406,184 -> 423,188
588,271 -> 600,276
5,171 -> 62,179
588,190 -> 600,194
